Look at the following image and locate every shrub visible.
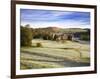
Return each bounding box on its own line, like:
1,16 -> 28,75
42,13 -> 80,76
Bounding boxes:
36,42 -> 43,47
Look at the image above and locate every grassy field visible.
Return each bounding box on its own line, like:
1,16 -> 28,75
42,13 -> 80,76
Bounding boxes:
20,39 -> 90,70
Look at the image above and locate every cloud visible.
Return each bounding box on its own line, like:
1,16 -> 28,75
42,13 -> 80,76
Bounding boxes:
20,9 -> 90,28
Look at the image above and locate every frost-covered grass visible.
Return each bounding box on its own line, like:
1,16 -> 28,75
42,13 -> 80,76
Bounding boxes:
20,39 -> 90,69
21,59 -> 63,70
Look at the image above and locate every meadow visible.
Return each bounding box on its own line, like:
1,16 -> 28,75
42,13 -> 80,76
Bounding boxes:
20,39 -> 90,70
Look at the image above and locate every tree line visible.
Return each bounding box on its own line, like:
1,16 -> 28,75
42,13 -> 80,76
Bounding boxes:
21,24 -> 90,47
21,25 -> 59,46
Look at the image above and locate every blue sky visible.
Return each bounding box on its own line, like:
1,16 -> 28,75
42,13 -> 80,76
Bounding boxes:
20,9 -> 90,28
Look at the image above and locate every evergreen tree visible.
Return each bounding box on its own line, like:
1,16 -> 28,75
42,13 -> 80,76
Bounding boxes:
21,25 -> 33,46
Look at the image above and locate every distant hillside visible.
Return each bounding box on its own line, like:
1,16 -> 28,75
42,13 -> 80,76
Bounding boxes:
34,27 -> 89,33
59,28 -> 88,33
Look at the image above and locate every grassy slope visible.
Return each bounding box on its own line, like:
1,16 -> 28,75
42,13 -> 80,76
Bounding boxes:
20,39 -> 90,69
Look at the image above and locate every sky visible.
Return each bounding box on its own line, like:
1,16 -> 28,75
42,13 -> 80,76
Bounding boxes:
20,9 -> 90,28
